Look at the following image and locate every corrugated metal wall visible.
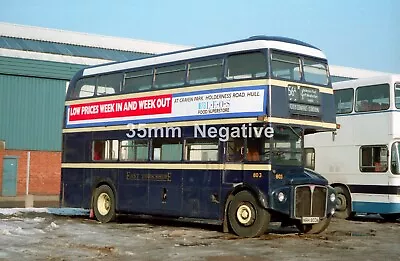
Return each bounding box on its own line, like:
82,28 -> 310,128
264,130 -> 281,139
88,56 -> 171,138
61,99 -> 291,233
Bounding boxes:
0,74 -> 66,151
0,56 -> 85,80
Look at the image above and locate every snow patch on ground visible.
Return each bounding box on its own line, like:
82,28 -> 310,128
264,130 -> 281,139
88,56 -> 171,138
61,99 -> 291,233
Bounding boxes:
0,208 -> 89,216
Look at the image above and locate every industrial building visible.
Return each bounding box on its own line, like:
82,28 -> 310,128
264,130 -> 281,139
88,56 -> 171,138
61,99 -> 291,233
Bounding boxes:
0,22 -> 190,199
0,22 -> 390,200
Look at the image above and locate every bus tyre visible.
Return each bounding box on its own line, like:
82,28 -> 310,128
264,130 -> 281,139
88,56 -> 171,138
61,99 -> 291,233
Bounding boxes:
93,185 -> 116,223
380,213 -> 400,222
333,186 -> 353,219
228,190 -> 270,238
296,216 -> 332,234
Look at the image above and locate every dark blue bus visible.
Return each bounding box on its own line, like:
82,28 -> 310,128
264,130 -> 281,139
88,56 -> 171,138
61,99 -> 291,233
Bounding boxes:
61,36 -> 338,237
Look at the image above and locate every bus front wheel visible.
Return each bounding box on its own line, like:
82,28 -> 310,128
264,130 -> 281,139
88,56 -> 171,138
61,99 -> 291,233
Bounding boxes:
93,185 -> 116,223
227,190 -> 270,238
333,186 -> 354,219
296,216 -> 332,234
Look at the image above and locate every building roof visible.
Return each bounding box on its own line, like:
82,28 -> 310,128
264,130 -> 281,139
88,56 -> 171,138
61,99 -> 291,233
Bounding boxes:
0,22 -> 392,79
0,22 -> 191,65
329,64 -> 390,79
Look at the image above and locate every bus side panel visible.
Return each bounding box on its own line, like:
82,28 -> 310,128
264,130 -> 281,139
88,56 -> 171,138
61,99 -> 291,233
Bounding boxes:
321,93 -> 336,124
182,169 -> 222,220
147,169 -> 182,217
117,168 -> 149,213
270,86 -> 288,118
61,168 -> 89,208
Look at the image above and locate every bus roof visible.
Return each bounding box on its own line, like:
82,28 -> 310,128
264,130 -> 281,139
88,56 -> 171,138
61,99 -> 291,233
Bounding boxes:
80,35 -> 327,77
333,74 -> 400,90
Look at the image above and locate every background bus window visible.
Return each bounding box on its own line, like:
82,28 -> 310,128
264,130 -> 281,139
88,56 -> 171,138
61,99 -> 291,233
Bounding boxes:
334,88 -> 354,114
93,140 -> 119,161
226,52 -> 267,80
395,83 -> 400,109
303,59 -> 329,86
360,145 -> 388,172
270,52 -> 301,81
304,148 -> 315,170
154,64 -> 186,89
391,142 -> 400,174
96,73 -> 122,96
355,84 -> 390,112
226,138 -> 245,162
187,58 -> 223,85
73,77 -> 96,98
152,138 -> 182,161
120,140 -> 149,161
123,69 -> 153,93
185,139 -> 219,161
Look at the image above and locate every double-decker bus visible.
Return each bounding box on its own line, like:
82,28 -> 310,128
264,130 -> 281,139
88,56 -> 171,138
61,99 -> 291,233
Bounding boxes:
61,36 -> 338,237
304,74 -> 400,221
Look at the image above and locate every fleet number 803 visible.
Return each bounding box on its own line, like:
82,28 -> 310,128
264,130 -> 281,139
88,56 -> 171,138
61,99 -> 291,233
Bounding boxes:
252,172 -> 263,178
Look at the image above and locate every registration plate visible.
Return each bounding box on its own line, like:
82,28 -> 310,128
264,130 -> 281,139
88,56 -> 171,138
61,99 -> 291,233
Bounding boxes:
301,217 -> 320,224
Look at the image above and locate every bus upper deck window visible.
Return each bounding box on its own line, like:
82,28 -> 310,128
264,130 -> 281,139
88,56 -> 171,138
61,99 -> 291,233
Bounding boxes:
73,77 -> 96,98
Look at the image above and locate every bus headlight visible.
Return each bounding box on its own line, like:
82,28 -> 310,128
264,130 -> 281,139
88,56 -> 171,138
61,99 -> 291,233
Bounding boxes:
330,193 -> 336,202
278,192 -> 286,202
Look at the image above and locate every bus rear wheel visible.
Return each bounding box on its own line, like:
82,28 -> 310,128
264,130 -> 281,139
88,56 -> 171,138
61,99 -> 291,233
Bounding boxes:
93,185 -> 116,223
333,186 -> 354,219
227,190 -> 270,238
296,216 -> 332,234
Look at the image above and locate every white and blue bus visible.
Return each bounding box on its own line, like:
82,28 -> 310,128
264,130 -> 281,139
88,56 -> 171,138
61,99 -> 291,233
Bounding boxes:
304,74 -> 400,221
61,36 -> 338,237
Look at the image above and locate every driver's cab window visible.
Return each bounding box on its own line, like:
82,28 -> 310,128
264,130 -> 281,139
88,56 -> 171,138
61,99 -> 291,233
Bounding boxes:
226,138 -> 244,162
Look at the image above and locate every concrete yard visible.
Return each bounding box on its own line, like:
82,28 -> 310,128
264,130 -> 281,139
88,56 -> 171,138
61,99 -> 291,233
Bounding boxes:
0,210 -> 399,261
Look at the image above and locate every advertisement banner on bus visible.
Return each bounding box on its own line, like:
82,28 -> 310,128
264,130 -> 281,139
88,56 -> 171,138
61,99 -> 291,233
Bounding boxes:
65,86 -> 267,128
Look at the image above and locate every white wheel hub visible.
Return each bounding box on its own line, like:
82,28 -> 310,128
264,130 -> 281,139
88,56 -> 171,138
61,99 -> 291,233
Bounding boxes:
97,192 -> 111,216
236,205 -> 252,225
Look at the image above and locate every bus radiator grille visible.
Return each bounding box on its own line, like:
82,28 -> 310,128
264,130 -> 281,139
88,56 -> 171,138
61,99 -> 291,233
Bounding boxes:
295,185 -> 327,218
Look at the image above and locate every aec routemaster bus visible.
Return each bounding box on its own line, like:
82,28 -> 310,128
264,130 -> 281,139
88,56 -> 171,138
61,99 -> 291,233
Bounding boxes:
61,36 -> 338,237
304,74 -> 400,221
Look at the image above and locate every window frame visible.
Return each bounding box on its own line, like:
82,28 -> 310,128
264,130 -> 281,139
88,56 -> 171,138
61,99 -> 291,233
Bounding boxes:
269,49 -> 331,87
270,50 -> 302,83
151,137 -> 183,162
224,50 -> 268,81
187,57 -> 224,86
119,139 -> 150,162
334,88 -> 354,114
394,82 -> 400,109
359,145 -> 388,173
302,58 -> 330,86
304,147 -> 315,170
153,63 -> 187,90
122,68 -> 155,94
355,83 -> 390,112
96,72 -> 123,97
72,76 -> 97,99
184,138 -> 220,162
92,139 -> 119,162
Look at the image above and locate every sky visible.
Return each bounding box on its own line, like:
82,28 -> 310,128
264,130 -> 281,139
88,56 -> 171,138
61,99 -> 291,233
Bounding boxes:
0,0 -> 399,73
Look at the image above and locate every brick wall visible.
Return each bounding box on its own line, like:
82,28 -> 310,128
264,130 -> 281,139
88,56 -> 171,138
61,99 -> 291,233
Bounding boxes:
0,149 -> 61,196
